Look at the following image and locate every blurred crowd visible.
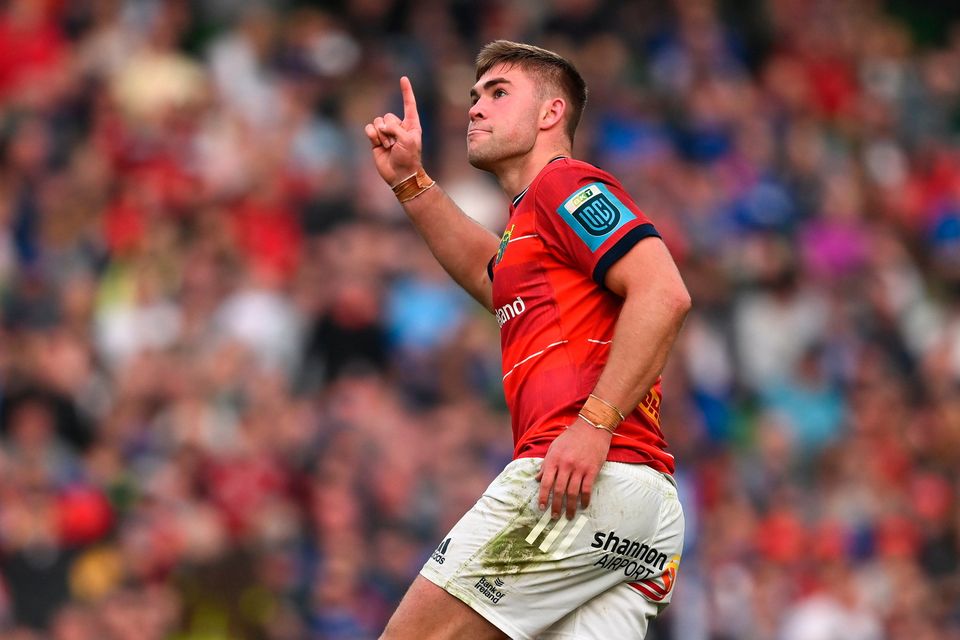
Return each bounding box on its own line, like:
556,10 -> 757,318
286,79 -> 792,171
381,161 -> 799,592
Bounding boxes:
2,0 -> 960,638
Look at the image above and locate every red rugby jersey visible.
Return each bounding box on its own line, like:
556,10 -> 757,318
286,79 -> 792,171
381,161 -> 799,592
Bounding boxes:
489,158 -> 674,474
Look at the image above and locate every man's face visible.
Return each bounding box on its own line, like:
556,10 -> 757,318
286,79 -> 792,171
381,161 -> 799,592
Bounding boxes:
467,63 -> 543,172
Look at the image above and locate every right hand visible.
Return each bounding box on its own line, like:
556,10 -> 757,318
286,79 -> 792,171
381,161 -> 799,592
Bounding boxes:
364,76 -> 423,187
536,418 -> 612,520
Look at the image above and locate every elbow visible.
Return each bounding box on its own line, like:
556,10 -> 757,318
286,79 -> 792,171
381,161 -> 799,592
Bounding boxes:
668,284 -> 692,323
623,279 -> 692,324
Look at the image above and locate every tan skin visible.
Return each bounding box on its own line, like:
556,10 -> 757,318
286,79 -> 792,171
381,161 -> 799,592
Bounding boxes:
365,65 -> 690,640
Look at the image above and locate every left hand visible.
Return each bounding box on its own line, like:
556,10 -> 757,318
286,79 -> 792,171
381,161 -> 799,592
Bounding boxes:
536,418 -> 612,520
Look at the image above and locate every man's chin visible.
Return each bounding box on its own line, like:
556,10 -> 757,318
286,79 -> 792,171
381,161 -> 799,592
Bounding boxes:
467,149 -> 496,172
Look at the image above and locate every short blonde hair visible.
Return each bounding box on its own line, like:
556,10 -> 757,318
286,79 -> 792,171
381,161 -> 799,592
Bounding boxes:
475,40 -> 588,143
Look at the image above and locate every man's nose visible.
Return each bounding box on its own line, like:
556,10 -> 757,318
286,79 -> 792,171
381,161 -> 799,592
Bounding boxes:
468,101 -> 484,121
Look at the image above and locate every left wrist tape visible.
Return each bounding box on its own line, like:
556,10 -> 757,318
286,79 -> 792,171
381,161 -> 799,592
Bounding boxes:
579,394 -> 626,434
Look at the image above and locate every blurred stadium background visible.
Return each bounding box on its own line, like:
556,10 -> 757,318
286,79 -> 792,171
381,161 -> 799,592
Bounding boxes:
2,0 -> 960,638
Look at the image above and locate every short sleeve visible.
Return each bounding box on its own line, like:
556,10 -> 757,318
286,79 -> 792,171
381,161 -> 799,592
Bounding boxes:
534,165 -> 661,286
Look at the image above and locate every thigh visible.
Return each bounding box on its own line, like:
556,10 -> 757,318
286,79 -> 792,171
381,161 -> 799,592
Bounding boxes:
538,582 -> 661,640
418,458 -> 684,640
380,575 -> 508,640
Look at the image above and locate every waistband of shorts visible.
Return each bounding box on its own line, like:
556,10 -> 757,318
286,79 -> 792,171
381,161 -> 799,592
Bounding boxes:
604,460 -> 678,492
509,458 -> 677,493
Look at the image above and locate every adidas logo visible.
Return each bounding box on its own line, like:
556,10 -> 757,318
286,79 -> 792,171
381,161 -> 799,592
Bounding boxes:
431,538 -> 451,565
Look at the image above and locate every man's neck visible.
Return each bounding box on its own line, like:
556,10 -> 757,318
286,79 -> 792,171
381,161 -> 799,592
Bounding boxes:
494,145 -> 572,200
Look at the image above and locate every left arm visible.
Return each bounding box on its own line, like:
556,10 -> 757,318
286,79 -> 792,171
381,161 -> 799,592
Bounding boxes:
537,237 -> 691,519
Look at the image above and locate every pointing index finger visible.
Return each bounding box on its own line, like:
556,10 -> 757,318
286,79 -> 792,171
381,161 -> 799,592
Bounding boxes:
400,76 -> 420,128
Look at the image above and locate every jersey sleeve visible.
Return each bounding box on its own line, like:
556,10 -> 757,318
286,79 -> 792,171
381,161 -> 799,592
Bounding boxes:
534,165 -> 661,286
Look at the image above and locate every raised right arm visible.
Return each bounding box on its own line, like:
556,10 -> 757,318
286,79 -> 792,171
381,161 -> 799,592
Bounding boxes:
365,77 -> 499,311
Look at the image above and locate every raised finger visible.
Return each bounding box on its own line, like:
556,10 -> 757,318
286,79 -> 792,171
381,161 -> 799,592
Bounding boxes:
400,76 -> 420,128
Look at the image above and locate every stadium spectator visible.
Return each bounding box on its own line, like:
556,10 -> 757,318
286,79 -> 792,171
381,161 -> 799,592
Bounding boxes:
1,0 -> 960,637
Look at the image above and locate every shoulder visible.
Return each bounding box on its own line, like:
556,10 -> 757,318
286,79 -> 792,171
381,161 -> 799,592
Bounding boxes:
537,158 -> 617,187
532,159 -> 623,206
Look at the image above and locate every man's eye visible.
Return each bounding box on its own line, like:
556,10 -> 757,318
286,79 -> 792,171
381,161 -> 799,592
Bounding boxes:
494,89 -> 507,98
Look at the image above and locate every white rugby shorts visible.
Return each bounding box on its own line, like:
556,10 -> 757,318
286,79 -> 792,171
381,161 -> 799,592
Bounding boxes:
420,457 -> 684,639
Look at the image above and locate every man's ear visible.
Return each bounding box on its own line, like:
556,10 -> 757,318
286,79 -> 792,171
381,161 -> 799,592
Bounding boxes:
540,97 -> 566,132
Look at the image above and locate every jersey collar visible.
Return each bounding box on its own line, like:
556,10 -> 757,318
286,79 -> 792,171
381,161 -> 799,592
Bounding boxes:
510,156 -> 568,207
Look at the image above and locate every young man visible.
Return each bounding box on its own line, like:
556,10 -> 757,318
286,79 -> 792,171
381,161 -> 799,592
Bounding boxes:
365,41 -> 690,640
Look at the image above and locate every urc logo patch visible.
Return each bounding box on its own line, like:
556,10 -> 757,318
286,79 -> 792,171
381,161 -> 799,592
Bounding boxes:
572,188 -> 618,236
558,183 -> 635,251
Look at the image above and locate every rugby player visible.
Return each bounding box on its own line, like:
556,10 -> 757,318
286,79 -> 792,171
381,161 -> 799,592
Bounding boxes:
365,40 -> 691,639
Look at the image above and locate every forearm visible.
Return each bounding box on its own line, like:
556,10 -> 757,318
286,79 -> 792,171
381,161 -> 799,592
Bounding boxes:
401,183 -> 500,311
364,78 -> 499,310
589,284 -> 690,418
536,240 -> 690,518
